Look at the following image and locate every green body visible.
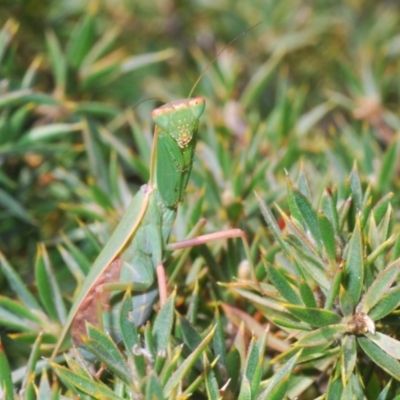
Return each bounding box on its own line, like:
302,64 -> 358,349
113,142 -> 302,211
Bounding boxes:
51,97 -> 205,357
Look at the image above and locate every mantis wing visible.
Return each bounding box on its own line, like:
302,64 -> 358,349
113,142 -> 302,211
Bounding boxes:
51,185 -> 151,358
156,134 -> 185,207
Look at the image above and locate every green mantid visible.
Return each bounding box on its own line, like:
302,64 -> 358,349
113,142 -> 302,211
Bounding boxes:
50,29 -> 258,359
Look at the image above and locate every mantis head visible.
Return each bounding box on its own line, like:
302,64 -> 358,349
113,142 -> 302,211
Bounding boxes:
151,97 -> 205,148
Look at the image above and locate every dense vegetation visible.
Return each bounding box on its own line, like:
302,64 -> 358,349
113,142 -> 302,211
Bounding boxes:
1,0 -> 400,398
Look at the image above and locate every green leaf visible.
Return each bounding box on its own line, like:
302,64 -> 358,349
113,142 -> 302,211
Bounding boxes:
256,193 -> 292,256
0,187 -> 35,225
59,234 -> 92,275
51,362 -> 124,399
81,26 -> 120,67
0,19 -> 18,65
298,280 -> 317,308
238,376 -> 252,400
286,176 -> 322,252
66,10 -> 96,68
360,258 -> 400,314
152,290 -> 175,354
226,346 -> 241,395
213,307 -> 226,367
35,245 -> 67,324
285,304 -> 341,327
160,345 -> 183,388
0,296 -> 42,331
163,326 -> 215,397
297,165 -> 311,198
0,339 -> 14,400
366,332 -> 400,360
342,216 -> 363,311
85,324 -> 131,384
341,334 -> 357,384
348,162 -> 363,211
369,286 -> 400,320
119,290 -> 145,378
0,251 -> 40,310
19,123 -> 82,144
145,374 -> 164,400
204,354 -> 220,400
318,211 -> 337,266
286,240 -> 330,290
325,374 -> 343,400
258,351 -> 301,400
378,137 -> 400,194
45,30 -> 66,95
244,330 -> 268,398
37,369 -> 54,399
358,336 -> 400,381
265,262 -> 302,305
339,284 -> 354,317
373,192 -> 394,225
324,263 -> 343,310
296,324 -> 347,347
0,89 -> 32,109
240,53 -> 282,108
321,187 -> 340,236
21,332 -> 43,399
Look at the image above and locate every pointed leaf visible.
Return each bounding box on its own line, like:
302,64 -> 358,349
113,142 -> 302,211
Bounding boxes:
343,216 -> 363,310
360,258 -> 400,314
35,245 -> 67,324
152,290 -> 175,353
204,354 -> 220,400
163,326 -> 215,397
85,324 -> 131,384
366,332 -> 400,360
258,351 -> 301,400
146,374 -> 164,400
265,263 -> 302,305
318,211 -> 337,265
296,324 -> 347,347
256,193 -> 291,255
358,336 -> 400,381
51,363 -> 124,399
0,252 -> 40,310
285,304 -> 341,327
341,334 -> 357,384
0,340 -> 14,400
321,187 -> 340,236
286,177 -> 322,252
369,286 -> 400,320
348,163 -> 363,211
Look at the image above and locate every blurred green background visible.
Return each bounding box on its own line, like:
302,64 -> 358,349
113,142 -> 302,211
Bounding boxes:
1,0 -> 400,382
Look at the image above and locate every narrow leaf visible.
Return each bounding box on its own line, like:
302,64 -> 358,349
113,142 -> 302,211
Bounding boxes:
0,251 -> 40,309
296,324 -> 347,347
51,363 -> 124,399
0,340 -> 14,400
366,332 -> 400,360
341,334 -> 357,384
358,336 -> 400,381
343,216 -> 363,311
152,290 -> 175,354
285,304 -> 341,327
360,258 -> 400,314
163,326 -> 216,397
265,262 -> 302,305
369,286 -> 400,320
348,163 -> 363,211
258,351 -> 301,400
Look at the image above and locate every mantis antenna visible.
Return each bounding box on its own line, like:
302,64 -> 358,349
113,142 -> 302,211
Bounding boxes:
187,21 -> 263,98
